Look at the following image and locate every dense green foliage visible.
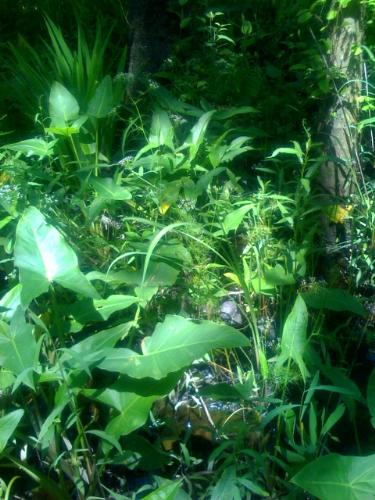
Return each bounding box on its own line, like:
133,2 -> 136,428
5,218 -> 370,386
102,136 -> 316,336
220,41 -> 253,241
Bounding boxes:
0,0 -> 375,498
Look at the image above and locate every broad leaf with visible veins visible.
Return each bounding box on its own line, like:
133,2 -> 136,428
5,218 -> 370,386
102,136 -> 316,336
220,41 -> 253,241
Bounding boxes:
98,315 -> 250,379
292,453 -> 375,500
14,207 -> 99,306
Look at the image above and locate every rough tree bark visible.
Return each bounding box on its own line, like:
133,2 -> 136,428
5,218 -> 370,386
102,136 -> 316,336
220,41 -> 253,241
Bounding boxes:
127,0 -> 171,97
319,3 -> 363,261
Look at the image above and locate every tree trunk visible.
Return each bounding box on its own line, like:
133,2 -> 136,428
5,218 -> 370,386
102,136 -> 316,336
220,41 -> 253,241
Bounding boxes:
319,5 -> 363,260
127,0 -> 171,96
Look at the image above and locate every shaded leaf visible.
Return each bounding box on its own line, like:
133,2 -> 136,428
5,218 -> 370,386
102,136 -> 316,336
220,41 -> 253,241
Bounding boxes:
302,288 -> 365,316
0,409 -> 24,454
142,480 -> 183,500
367,369 -> 375,428
87,75 -> 113,118
90,177 -> 132,200
84,388 -> 158,438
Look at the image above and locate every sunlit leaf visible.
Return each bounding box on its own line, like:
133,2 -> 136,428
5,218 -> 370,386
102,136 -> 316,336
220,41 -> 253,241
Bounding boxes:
2,138 -> 57,159
0,308 -> 38,390
93,295 -> 139,320
222,204 -> 252,234
14,207 -> 99,306
49,81 -> 79,127
98,315 -> 249,379
149,108 -> 174,149
276,295 -> 309,381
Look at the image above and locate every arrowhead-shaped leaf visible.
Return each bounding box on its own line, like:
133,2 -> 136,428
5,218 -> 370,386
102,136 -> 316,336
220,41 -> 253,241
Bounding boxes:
222,204 -> 252,234
93,295 -> 139,320
49,82 -> 79,127
292,453 -> 375,500
98,315 -> 250,379
276,295 -> 309,381
301,288 -> 366,316
83,388 -> 158,438
3,138 -> 57,159
90,177 -> 132,200
0,308 -> 38,389
14,207 -> 99,305
149,108 -> 174,149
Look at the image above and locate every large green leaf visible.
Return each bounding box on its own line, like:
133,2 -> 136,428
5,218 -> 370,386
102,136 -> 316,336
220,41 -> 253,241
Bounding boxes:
87,261 -> 180,287
0,308 -> 38,389
98,315 -> 249,379
276,295 -> 309,381
90,177 -> 132,200
93,295 -> 140,320
14,207 -> 99,306
149,108 -> 174,149
49,81 -> 79,127
183,111 -> 216,162
3,138 -> 57,159
83,388 -> 158,438
0,284 -> 22,321
60,322 -> 132,367
222,204 -> 252,234
87,75 -> 113,118
264,264 -> 295,286
142,480 -> 184,500
0,409 -> 24,454
292,453 -> 375,500
302,288 -> 366,316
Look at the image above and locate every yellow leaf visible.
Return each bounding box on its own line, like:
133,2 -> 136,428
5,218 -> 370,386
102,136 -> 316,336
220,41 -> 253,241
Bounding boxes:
0,173 -> 10,185
324,204 -> 351,224
224,272 -> 241,286
159,201 -> 171,215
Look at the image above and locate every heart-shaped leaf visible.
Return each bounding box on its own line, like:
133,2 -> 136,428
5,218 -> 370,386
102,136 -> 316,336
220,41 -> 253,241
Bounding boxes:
49,82 -> 79,127
3,138 -> 57,159
98,315 -> 250,379
292,453 -> 375,500
93,295 -> 139,320
0,308 -> 37,389
302,288 -> 366,316
14,207 -> 99,306
90,177 -> 132,201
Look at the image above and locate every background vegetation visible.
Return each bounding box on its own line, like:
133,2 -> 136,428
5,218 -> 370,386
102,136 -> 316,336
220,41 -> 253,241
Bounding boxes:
0,0 -> 375,498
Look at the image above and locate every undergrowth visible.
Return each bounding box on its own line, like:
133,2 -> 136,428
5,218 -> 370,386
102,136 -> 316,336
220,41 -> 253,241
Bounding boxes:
0,2 -> 375,499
